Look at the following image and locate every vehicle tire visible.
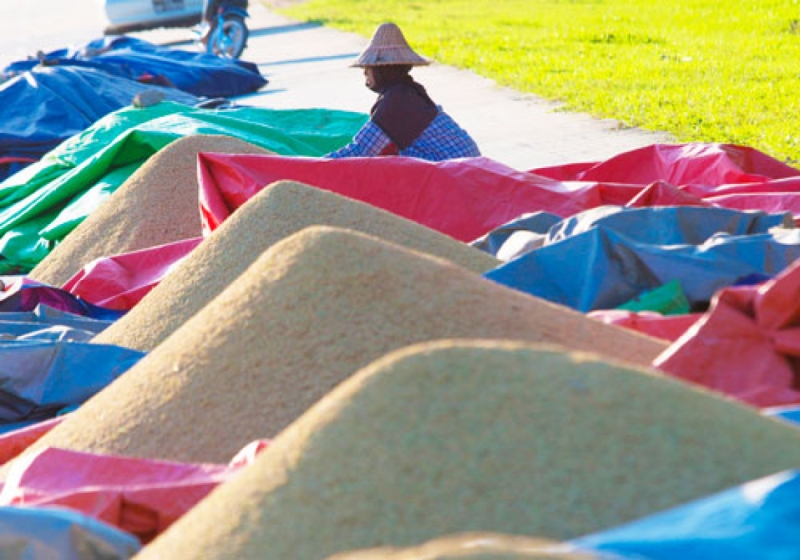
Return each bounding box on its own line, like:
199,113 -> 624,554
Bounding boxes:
207,15 -> 248,59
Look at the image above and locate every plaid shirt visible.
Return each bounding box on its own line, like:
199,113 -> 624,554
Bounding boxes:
327,108 -> 481,161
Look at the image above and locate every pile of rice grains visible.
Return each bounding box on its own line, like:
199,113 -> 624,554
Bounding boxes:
12,134 -> 793,559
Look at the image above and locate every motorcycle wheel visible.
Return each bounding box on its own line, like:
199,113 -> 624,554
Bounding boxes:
207,15 -> 248,59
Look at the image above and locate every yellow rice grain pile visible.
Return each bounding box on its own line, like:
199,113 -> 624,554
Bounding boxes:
23,227 -> 668,467
133,339 -> 800,559
327,533 -> 599,559
93,179 -> 501,352
29,134 -> 272,287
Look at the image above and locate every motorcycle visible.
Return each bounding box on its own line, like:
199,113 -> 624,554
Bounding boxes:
200,3 -> 249,59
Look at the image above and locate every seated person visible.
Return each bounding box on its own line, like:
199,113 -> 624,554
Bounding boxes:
326,22 -> 481,161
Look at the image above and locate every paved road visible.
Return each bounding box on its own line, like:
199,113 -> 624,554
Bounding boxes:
3,0 -> 674,170
0,0 -> 107,65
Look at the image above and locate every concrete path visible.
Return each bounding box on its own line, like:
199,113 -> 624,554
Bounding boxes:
3,0 -> 675,170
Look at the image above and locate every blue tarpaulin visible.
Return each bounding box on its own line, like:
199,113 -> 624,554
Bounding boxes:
483,206 -> 798,311
0,339 -> 143,424
0,304 -> 115,335
573,470 -> 800,560
0,506 -> 140,559
0,65 -> 199,180
475,205 -> 793,261
2,35 -> 268,99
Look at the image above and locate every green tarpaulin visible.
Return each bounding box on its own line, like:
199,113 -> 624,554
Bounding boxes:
0,101 -> 367,274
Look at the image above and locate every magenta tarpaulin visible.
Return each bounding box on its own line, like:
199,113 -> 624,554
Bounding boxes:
196,153 -> 619,240
531,142 -> 800,186
62,237 -> 203,311
0,416 -> 64,467
0,444 -> 269,544
197,144 -> 800,248
653,258 -> 800,408
587,310 -> 703,342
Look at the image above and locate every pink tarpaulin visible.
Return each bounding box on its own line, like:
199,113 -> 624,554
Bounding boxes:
532,143 -> 800,186
654,259 -> 800,407
196,153 -> 644,241
588,310 -> 703,342
0,417 -> 65,468
196,145 -> 800,245
0,443 -> 268,543
62,237 -> 203,311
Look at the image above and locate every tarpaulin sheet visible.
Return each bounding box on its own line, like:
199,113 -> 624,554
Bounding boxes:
653,258 -> 800,408
475,205 -> 791,261
197,144 -> 800,241
3,35 -> 267,99
0,156 -> 36,185
615,280 -> 691,315
0,446 -> 242,544
0,505 -> 140,559
197,153 -> 603,239
764,405 -> 800,427
531,143 -> 800,222
471,212 -> 562,261
0,442 -> 270,543
0,303 -> 114,338
588,310 -> 703,342
62,237 -> 203,311
484,209 -> 798,312
0,339 -> 143,424
0,101 -> 367,274
0,417 -> 64,467
573,469 -> 800,560
0,65 -> 199,179
0,278 -> 125,321
531,142 -> 800,185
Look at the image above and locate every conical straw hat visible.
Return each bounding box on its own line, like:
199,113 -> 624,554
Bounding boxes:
328,533 -> 600,559
29,134 -> 272,287
22,227 -> 666,468
133,340 -> 800,559
352,22 -> 431,67
93,180 -> 500,352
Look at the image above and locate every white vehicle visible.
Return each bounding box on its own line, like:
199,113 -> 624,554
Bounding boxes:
102,0 -> 204,34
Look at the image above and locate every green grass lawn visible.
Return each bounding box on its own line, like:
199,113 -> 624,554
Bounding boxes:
267,0 -> 800,165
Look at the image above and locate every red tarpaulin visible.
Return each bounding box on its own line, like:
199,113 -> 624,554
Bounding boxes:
62,237 -> 203,311
197,145 -> 800,245
0,443 -> 268,543
654,259 -> 800,407
0,417 -> 65,468
532,143 -> 800,186
588,310 -> 703,342
196,153 -> 635,241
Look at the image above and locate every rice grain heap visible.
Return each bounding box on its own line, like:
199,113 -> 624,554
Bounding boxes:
25,227 -> 667,466
327,533 -> 601,559
29,134 -> 272,287
93,179 -> 501,352
134,339 -> 800,559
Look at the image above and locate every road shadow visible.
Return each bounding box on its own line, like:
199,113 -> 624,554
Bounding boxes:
249,21 -> 322,39
258,52 -> 358,67
154,21 -> 324,49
